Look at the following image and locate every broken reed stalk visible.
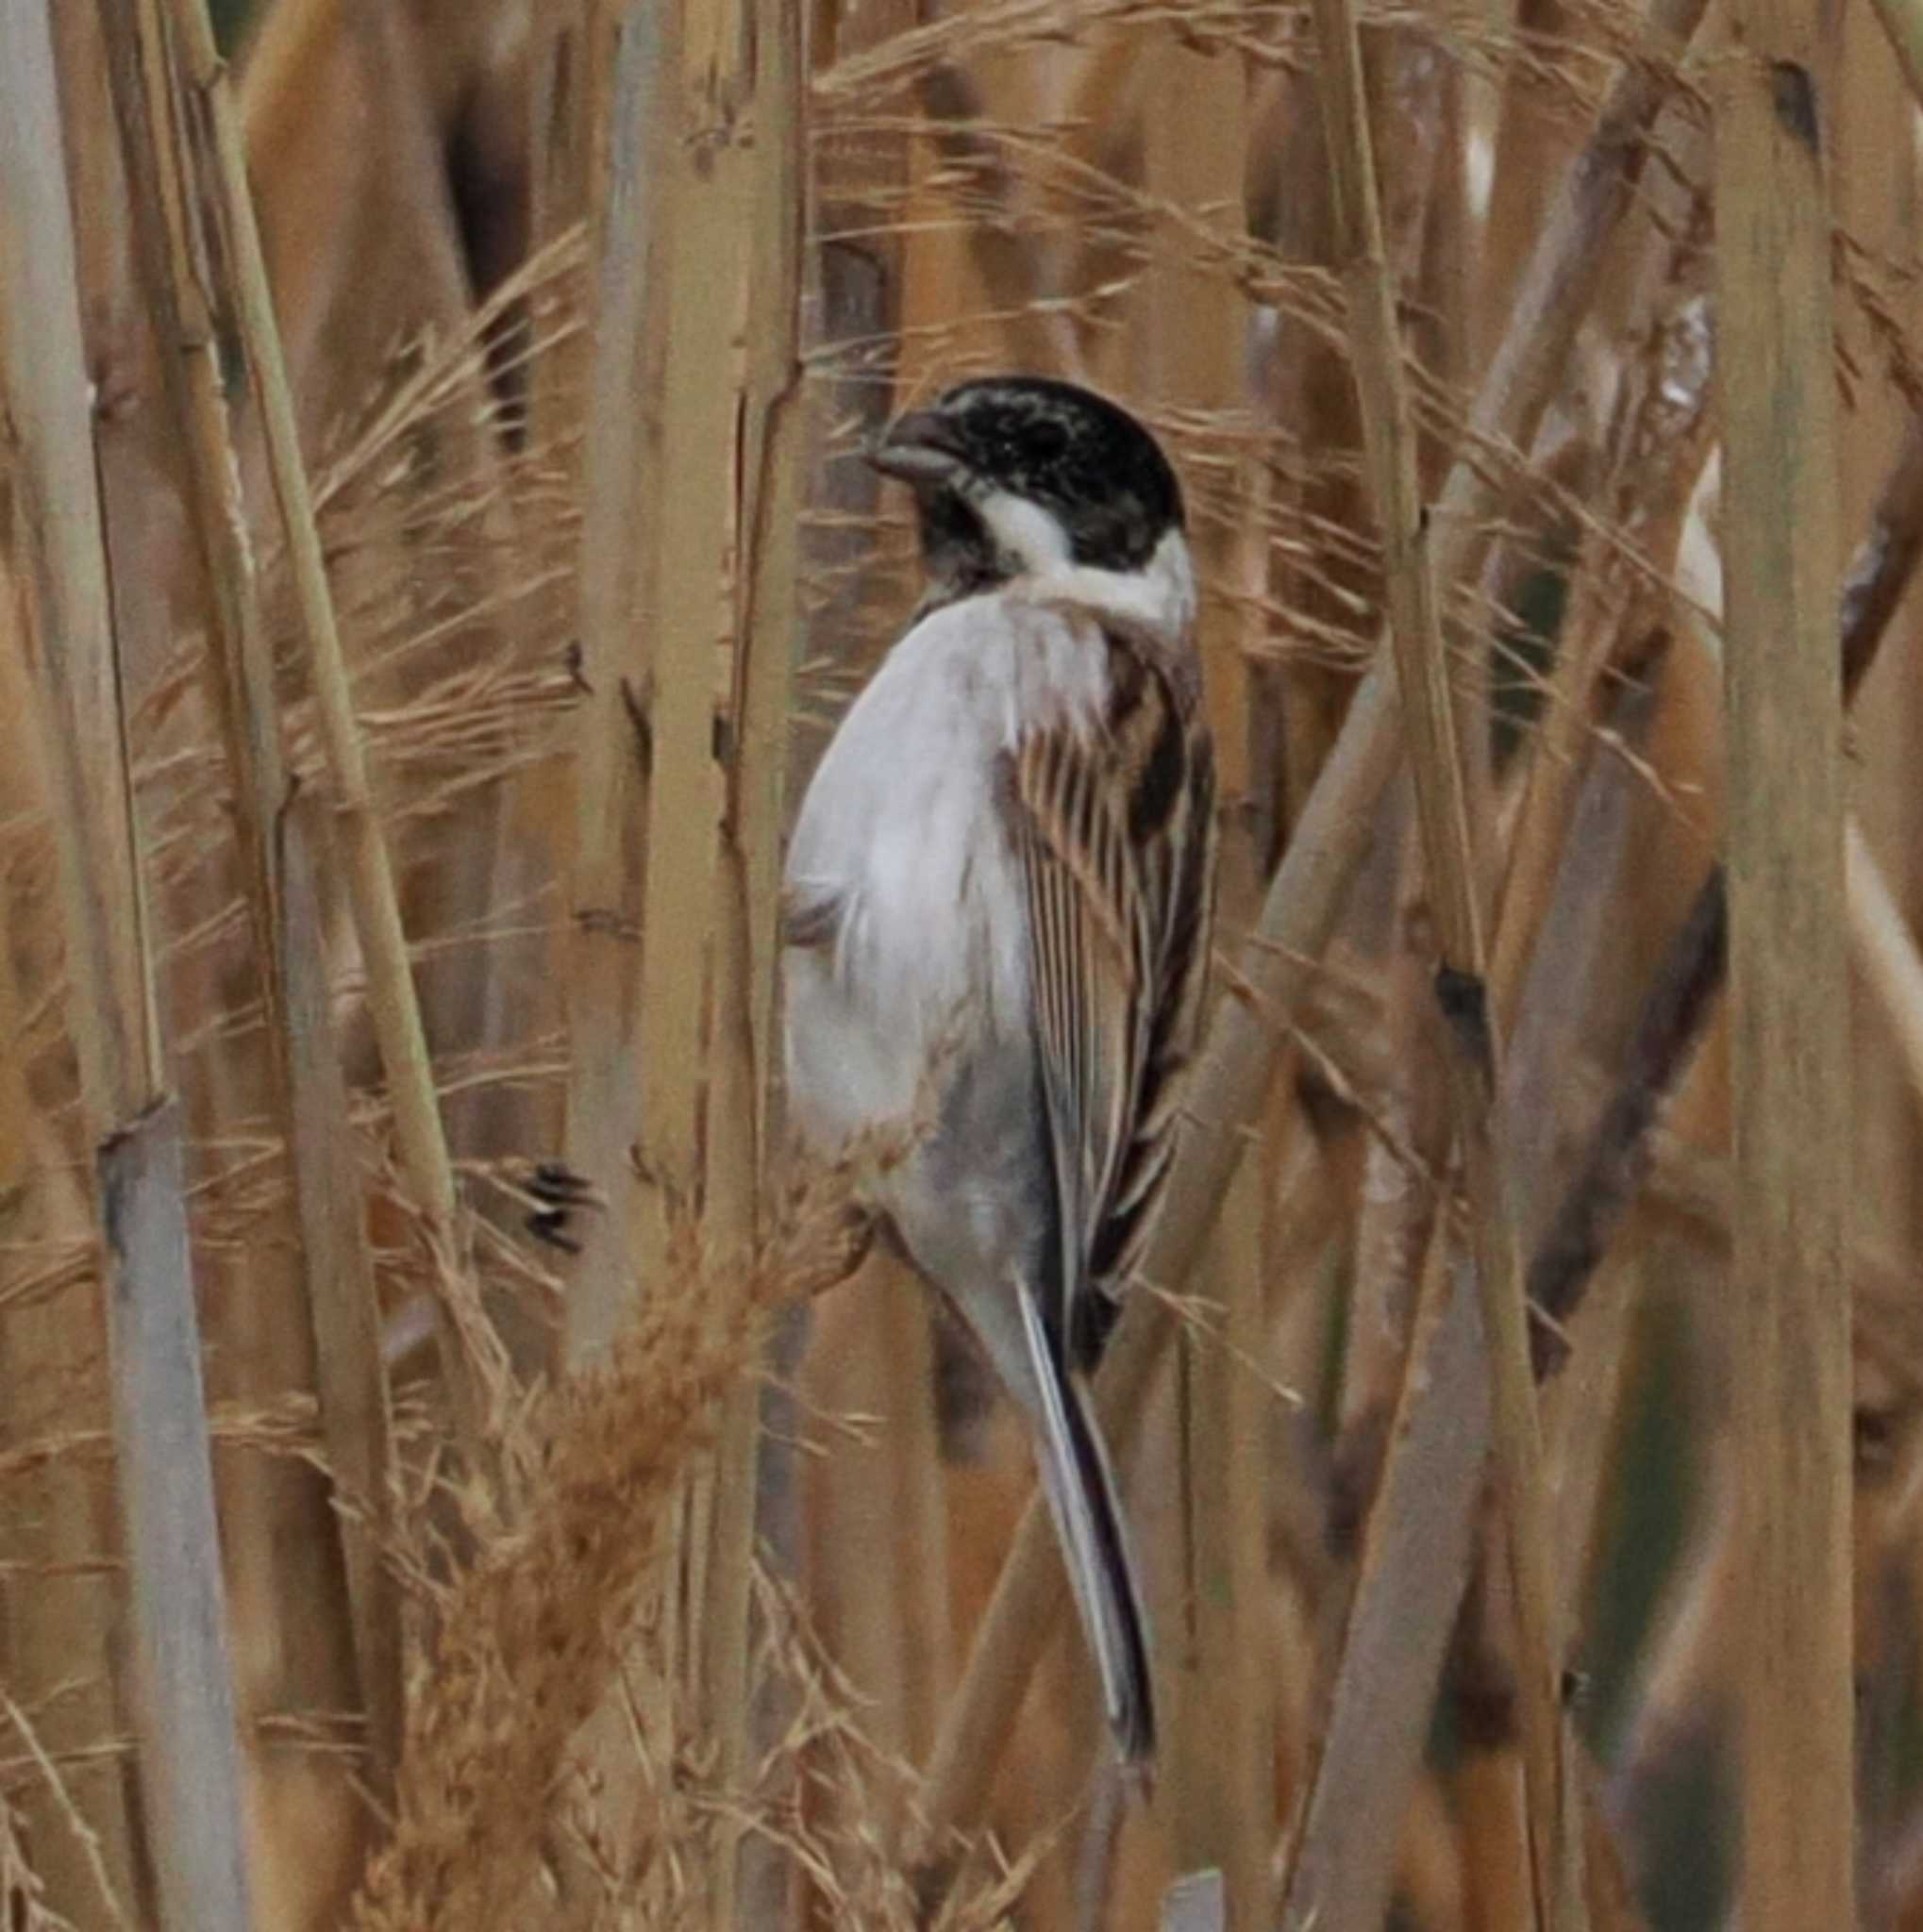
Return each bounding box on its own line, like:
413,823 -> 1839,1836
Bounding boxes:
1714,7 -> 1853,1920
0,8 -> 253,1929
158,0 -> 510,1455
1309,0 -> 1574,1919
907,0 -> 1713,1876
95,0 -> 403,1782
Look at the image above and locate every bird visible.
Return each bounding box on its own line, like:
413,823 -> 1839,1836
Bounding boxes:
781,375 -> 1216,1763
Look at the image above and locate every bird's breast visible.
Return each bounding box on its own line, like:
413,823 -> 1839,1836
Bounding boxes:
781,593 -> 1112,1152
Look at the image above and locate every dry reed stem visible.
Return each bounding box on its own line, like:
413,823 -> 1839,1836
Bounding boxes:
561,2 -> 671,1368
347,1194 -> 866,1932
698,1 -> 811,1917
0,195 -> 143,1932
622,0 -> 747,1314
1715,16 -> 1852,1914
1279,1252 -> 1492,1932
161,0 -> 510,1457
97,0 -> 403,1783
1309,0 -> 1574,1916
517,23 -> 684,1877
0,9 -> 254,1926
908,0 -> 1713,1868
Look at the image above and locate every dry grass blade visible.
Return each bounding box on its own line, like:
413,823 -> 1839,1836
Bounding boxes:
1308,0 -> 1573,1917
0,1686 -> 130,1932
1714,5 -> 1852,1919
0,7 -> 253,1926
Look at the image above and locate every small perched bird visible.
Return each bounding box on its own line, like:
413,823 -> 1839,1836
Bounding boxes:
782,375 -> 1216,1762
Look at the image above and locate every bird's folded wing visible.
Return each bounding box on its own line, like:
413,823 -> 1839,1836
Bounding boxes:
1007,633 -> 1215,1364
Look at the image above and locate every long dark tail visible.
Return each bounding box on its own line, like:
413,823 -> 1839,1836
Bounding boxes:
1016,1293 -> 1156,1761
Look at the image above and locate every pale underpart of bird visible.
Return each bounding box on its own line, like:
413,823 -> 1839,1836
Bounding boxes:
781,375 -> 1217,1765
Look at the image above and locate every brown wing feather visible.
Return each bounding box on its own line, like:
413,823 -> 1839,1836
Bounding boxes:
1008,629 -> 1216,1366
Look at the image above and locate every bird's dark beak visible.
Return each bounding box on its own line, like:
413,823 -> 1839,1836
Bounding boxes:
867,408 -> 970,487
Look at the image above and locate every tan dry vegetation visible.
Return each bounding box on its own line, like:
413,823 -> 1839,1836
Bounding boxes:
0,0 -> 1918,1929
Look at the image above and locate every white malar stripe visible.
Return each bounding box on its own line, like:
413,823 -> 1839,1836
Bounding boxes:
1038,526 -> 1197,643
975,487 -> 1075,575
974,493 -> 1196,645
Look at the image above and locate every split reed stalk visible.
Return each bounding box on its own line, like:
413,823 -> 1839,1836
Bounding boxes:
559,0 -> 808,1917
1714,7 -> 1853,1921
0,6 -> 253,1926
0,117 -> 142,1932
551,13 -> 679,1909
561,0 -> 673,1368
618,0 -> 753,1902
701,0 -> 810,1916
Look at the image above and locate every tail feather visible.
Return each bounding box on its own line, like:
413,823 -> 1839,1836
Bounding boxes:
1015,1290 -> 1156,1761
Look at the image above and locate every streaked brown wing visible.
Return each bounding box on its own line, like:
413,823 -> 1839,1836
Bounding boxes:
1008,630 -> 1215,1365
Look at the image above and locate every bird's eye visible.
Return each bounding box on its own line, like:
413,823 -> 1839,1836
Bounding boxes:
1022,419 -> 1068,463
